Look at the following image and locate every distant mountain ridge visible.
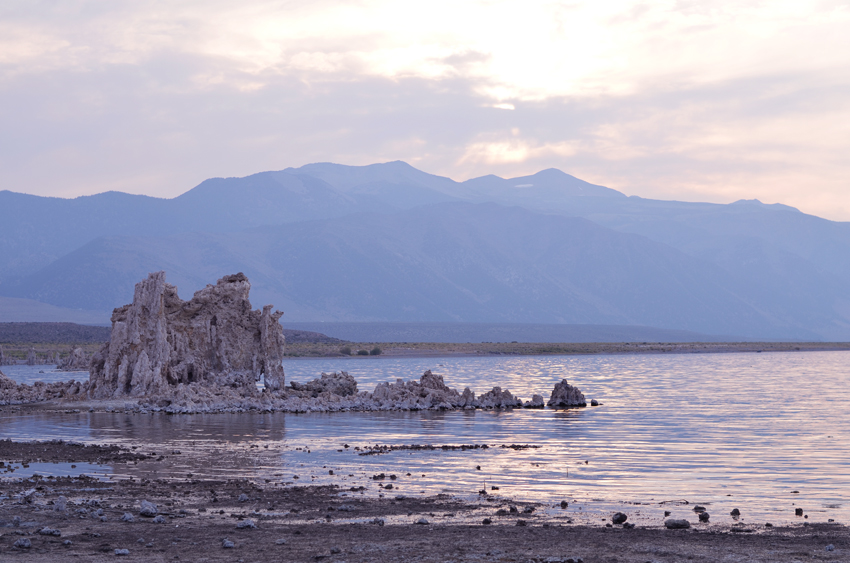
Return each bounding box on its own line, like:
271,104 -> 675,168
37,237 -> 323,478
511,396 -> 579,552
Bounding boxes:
1,161 -> 849,340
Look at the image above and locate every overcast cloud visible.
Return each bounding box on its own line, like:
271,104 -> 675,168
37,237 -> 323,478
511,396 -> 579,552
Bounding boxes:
1,1 -> 849,219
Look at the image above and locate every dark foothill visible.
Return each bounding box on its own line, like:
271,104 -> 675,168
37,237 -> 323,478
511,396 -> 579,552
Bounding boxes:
795,508 -> 804,516
612,512 -> 628,525
699,512 -> 710,522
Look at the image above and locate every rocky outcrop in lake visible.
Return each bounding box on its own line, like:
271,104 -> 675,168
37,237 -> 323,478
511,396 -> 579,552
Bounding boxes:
88,271 -> 286,399
0,271 -> 596,413
58,347 -> 90,371
547,379 -> 587,407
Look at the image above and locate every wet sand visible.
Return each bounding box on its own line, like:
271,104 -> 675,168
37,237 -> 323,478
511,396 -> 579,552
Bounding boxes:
1,441 -> 847,561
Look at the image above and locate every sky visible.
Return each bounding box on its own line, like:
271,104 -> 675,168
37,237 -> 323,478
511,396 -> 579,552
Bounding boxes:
2,1 -> 849,220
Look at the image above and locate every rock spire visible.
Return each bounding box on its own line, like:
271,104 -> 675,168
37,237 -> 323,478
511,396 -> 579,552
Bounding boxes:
88,272 -> 286,399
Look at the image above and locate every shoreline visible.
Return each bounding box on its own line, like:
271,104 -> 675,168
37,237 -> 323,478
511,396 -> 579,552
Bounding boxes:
1,440 -> 847,561
283,340 -> 850,358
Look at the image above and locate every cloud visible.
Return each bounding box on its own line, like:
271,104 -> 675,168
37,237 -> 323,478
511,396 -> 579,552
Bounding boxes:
1,1 -> 850,220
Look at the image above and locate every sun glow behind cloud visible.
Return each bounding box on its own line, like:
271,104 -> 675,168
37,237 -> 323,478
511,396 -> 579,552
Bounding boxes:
1,1 -> 849,218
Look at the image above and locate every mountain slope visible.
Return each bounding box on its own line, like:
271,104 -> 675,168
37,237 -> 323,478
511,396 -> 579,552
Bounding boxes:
1,202 -> 829,339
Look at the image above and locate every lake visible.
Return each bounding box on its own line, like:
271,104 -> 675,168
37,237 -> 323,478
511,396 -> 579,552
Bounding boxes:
2,351 -> 848,526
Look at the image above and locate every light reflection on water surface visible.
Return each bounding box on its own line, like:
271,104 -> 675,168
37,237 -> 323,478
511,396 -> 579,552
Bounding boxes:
2,351 -> 848,526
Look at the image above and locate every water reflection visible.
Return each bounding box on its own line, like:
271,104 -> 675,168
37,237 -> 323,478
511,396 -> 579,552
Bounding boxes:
1,351 -> 849,526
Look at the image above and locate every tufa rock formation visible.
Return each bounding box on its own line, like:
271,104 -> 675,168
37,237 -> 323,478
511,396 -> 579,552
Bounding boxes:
58,347 -> 90,371
547,379 -> 587,407
88,271 -> 286,399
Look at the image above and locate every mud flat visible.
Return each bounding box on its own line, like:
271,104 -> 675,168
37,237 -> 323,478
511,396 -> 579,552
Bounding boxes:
0,441 -> 846,562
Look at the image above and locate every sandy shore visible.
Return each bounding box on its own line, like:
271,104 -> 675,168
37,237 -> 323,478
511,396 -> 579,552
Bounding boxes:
1,441 -> 847,562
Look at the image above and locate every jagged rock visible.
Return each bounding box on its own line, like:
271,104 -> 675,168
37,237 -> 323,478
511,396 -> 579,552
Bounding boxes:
139,500 -> 158,517
88,272 -> 286,399
0,346 -> 7,365
26,348 -> 37,366
54,496 -> 67,513
478,386 -> 523,408
59,348 -> 90,371
547,379 -> 587,407
523,394 -> 545,408
290,372 -> 358,397
0,369 -> 85,406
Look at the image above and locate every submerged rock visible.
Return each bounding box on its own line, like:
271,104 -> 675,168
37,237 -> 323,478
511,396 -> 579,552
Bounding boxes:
547,379 -> 587,407
88,272 -> 286,399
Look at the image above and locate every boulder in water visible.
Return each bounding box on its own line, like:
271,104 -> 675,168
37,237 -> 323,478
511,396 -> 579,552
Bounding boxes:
547,379 -> 587,407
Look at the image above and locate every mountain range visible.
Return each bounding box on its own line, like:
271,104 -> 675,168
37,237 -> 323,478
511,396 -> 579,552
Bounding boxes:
1,161 -> 848,340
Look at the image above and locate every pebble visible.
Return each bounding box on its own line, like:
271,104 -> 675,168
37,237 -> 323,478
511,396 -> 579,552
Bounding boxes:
795,508 -> 804,516
826,544 -> 835,552
122,513 -> 135,522
730,508 -> 741,517
38,527 -> 62,536
222,538 -> 235,548
370,518 -> 385,526
612,512 -> 628,525
114,549 -> 130,556
236,519 -> 257,529
275,539 -> 287,545
698,512 -> 710,522
415,517 -> 430,525
153,515 -> 166,524
665,518 -> 691,529
238,493 -> 249,502
482,518 -> 492,525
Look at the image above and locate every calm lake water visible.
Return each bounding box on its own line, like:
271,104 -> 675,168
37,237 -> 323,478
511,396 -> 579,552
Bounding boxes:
2,351 -> 849,526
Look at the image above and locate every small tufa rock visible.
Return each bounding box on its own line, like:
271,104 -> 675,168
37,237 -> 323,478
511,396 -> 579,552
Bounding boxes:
612,512 -> 628,525
222,538 -> 235,548
698,512 -> 710,522
665,518 -> 691,529
14,538 -> 32,549
236,519 -> 256,529
826,544 -> 835,552
54,495 -> 68,513
547,379 -> 587,407
152,515 -> 166,524
139,500 -> 158,517
121,513 -> 135,522
114,549 -> 130,556
238,493 -> 249,502
730,508 -> 741,517
590,399 -> 600,406
38,527 -> 62,536
795,508 -> 804,516
415,517 -> 430,525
